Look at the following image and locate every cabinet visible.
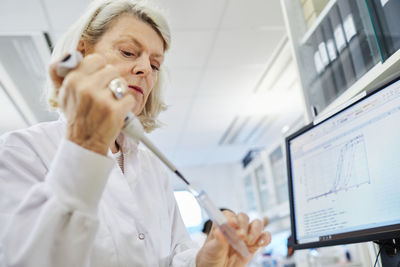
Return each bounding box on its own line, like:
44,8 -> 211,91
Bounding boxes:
240,144 -> 291,221
281,0 -> 400,121
240,115 -> 305,223
269,146 -> 288,205
241,150 -> 276,215
366,0 -> 400,60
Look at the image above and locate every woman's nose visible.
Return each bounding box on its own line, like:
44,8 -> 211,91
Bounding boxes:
131,55 -> 152,76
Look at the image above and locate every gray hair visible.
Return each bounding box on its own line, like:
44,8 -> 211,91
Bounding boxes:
46,0 -> 170,132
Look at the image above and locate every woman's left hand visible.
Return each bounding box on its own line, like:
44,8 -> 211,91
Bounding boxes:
196,210 -> 271,267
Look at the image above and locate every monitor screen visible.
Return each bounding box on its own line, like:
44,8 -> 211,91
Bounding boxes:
286,76 -> 400,249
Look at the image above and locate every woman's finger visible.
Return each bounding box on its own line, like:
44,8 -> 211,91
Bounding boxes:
75,53 -> 107,75
89,64 -> 121,91
222,210 -> 240,229
236,213 -> 249,239
247,219 -> 263,246
49,60 -> 65,89
263,217 -> 269,227
118,94 -> 136,117
254,231 -> 271,247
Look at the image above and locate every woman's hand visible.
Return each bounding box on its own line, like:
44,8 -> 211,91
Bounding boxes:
49,53 -> 136,155
196,211 -> 271,267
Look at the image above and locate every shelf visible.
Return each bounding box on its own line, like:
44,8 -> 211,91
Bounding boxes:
300,0 -> 337,45
282,0 -> 383,120
317,47 -> 400,119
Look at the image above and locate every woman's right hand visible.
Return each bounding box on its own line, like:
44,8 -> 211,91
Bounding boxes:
49,53 -> 136,155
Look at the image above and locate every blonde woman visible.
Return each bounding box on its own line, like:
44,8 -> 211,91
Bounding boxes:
0,0 -> 271,266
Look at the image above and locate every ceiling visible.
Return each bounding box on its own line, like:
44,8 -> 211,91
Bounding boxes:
0,0 -> 305,167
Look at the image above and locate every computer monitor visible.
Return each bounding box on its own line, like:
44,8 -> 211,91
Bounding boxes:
285,75 -> 400,251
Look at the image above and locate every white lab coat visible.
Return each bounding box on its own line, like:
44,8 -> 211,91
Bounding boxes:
0,118 -> 198,267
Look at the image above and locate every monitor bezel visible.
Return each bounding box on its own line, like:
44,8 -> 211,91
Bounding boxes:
285,74 -> 400,249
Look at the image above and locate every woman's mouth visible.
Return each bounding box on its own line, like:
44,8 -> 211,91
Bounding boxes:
128,85 -> 144,95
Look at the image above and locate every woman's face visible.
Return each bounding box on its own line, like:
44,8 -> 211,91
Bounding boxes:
82,13 -> 165,115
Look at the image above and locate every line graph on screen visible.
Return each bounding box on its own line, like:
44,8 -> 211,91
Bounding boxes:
303,135 -> 371,201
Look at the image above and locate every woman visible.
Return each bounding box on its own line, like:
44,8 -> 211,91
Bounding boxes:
0,0 -> 271,266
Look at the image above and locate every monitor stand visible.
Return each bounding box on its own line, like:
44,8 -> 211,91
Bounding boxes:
377,239 -> 400,267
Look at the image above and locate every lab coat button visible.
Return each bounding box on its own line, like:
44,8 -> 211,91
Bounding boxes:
138,233 -> 145,240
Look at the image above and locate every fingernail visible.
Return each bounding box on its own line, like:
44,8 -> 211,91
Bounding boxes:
61,54 -> 71,62
258,239 -> 265,246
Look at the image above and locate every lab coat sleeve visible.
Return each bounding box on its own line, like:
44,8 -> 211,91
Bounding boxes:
169,208 -> 199,267
0,138 -> 114,267
160,168 -> 199,267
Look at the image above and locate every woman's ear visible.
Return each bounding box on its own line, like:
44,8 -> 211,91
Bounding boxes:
77,39 -> 89,56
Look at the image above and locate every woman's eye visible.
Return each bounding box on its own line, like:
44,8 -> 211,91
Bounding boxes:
151,65 -> 160,71
121,50 -> 135,57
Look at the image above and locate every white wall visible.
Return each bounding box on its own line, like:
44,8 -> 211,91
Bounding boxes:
171,162 -> 246,213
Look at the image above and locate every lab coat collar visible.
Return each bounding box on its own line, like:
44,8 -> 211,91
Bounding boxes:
115,132 -> 139,155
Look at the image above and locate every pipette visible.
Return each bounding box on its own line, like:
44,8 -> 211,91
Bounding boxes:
122,114 -> 251,258
57,51 -> 251,258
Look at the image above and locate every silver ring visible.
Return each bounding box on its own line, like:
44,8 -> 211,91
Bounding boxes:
108,78 -> 127,99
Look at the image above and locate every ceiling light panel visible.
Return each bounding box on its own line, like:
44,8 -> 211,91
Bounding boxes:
208,28 -> 285,67
187,95 -> 244,123
42,0 -> 92,32
164,30 -> 215,68
218,115 -> 270,146
0,0 -> 48,32
154,0 -> 227,30
198,66 -> 265,97
165,68 -> 202,100
221,0 -> 285,29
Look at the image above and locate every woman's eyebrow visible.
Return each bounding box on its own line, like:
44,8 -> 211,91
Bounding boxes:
119,35 -> 164,58
120,35 -> 142,48
152,54 -> 164,61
